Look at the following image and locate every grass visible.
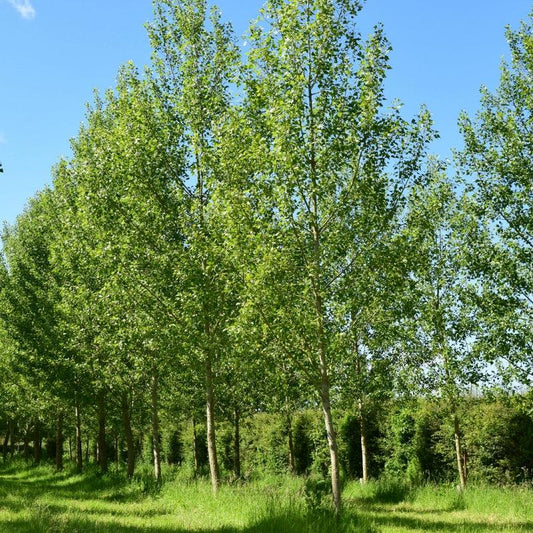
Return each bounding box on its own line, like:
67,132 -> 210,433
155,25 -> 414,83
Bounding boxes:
0,459 -> 532,532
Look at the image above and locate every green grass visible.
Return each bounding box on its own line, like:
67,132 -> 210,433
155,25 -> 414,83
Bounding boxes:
0,460 -> 532,532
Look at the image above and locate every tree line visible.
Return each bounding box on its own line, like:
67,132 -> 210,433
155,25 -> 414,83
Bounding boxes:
1,0 -> 533,513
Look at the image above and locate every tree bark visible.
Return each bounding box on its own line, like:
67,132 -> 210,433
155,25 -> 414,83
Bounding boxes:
97,389 -> 108,472
55,411 -> 63,471
205,353 -> 219,493
2,425 -> 9,460
233,406 -> 241,480
453,408 -> 466,490
121,391 -> 135,478
33,420 -> 41,463
23,428 -> 29,460
9,419 -> 15,458
286,411 -> 296,474
359,400 -> 369,483
151,372 -> 162,482
192,416 -> 199,473
75,395 -> 83,471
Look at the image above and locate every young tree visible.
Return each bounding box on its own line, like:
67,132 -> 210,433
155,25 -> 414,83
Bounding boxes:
234,0 -> 434,511
459,12 -> 533,387
148,0 -> 239,493
403,165 -> 482,490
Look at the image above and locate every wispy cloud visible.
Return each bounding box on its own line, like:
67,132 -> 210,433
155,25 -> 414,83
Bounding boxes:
6,0 -> 36,20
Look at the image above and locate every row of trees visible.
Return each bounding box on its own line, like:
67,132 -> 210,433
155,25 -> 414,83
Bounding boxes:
1,0 -> 533,512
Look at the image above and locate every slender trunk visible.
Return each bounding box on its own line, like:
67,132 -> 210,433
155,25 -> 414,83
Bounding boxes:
359,400 -> 369,483
75,395 -> 83,471
23,429 -> 29,460
453,408 -> 466,490
55,412 -> 63,471
151,372 -> 162,482
121,391 -> 135,478
33,420 -> 41,463
192,417 -> 199,473
312,231 -> 341,512
286,411 -> 296,474
320,372 -> 341,513
2,425 -> 9,460
97,389 -> 108,472
9,419 -> 15,458
233,406 -> 241,480
85,438 -> 89,463
205,353 -> 219,493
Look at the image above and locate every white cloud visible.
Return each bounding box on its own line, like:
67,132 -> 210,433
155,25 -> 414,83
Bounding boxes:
7,0 -> 36,20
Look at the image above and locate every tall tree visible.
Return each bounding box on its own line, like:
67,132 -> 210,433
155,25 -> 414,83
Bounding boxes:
235,0 -> 434,511
403,164 -> 482,490
458,12 -> 533,387
148,0 -> 238,493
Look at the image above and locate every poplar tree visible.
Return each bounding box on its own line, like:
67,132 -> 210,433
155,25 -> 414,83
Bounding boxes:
459,12 -> 533,387
237,0 -> 434,511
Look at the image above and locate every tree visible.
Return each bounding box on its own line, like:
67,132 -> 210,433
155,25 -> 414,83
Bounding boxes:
148,0 -> 239,493
458,12 -> 533,388
233,0 -> 434,511
403,164 -> 482,490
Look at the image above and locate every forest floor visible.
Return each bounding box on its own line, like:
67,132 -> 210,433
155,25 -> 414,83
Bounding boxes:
0,460 -> 532,532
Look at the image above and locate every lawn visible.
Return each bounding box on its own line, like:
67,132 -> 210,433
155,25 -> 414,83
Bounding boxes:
0,461 -> 531,532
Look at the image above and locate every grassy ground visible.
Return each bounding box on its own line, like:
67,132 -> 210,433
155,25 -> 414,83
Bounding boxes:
0,460 -> 532,532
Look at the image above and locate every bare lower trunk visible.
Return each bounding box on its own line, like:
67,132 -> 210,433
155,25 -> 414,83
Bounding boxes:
453,409 -> 466,490
33,420 -> 41,463
320,377 -> 341,513
55,412 -> 63,471
287,411 -> 295,474
121,392 -> 135,478
205,354 -> 219,493
75,396 -> 83,471
151,373 -> 161,482
23,429 -> 29,460
233,407 -> 241,479
3,425 -> 9,460
192,417 -> 199,473
359,400 -> 369,483
9,419 -> 15,458
97,389 -> 108,472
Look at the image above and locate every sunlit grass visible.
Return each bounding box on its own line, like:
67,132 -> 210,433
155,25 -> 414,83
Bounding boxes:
0,459 -> 532,531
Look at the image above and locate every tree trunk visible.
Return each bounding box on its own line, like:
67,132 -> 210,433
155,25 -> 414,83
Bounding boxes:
192,416 -> 199,473
453,408 -> 466,490
313,247 -> 341,512
97,389 -> 108,472
121,391 -> 135,478
359,400 -> 369,483
2,425 -> 9,460
320,374 -> 341,513
9,419 -> 15,458
151,372 -> 162,482
68,437 -> 72,461
205,354 -> 219,493
233,406 -> 241,480
55,411 -> 63,471
23,429 -> 29,460
75,395 -> 83,471
33,420 -> 41,463
287,411 -> 296,474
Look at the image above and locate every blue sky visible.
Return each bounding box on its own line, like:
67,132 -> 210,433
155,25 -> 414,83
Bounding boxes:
1,0 -> 532,227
